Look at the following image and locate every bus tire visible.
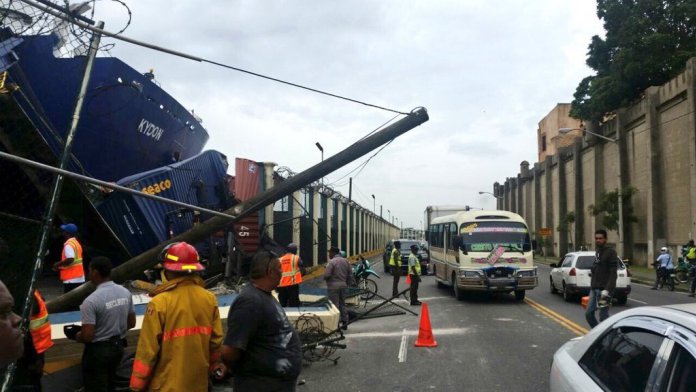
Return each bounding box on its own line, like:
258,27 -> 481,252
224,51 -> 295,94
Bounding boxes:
452,274 -> 464,301
433,266 -> 444,288
514,290 -> 525,301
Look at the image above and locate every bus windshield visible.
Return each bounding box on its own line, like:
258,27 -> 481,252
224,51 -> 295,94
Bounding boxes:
459,221 -> 531,253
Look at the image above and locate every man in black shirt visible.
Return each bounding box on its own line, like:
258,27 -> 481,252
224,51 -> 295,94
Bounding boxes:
221,251 -> 302,392
585,229 -> 618,328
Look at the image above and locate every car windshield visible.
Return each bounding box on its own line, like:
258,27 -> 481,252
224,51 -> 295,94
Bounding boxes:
576,256 -> 595,270
458,221 -> 531,253
399,241 -> 420,250
575,255 -> 626,270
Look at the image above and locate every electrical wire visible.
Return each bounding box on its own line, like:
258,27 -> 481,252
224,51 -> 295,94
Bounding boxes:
18,0 -> 410,116
324,113 -> 401,187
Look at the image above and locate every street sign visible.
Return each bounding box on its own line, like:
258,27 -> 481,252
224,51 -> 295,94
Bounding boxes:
539,227 -> 553,237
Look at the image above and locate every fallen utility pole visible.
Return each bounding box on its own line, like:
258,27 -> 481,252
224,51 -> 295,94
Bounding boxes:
47,107 -> 428,313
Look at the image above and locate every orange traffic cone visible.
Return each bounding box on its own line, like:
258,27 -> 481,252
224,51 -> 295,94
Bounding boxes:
581,295 -> 589,310
414,303 -> 438,347
406,273 -> 411,285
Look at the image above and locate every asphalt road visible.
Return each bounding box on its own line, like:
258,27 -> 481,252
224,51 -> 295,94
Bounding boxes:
296,259 -> 696,392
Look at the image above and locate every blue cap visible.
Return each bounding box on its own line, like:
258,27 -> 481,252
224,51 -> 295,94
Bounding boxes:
60,223 -> 78,234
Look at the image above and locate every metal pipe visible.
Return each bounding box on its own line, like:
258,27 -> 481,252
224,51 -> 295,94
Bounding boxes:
0,151 -> 236,220
1,21 -> 103,392
47,107 -> 428,313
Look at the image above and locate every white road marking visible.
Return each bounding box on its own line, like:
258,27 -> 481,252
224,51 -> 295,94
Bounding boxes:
345,327 -> 469,339
628,298 -> 648,304
398,329 -> 408,363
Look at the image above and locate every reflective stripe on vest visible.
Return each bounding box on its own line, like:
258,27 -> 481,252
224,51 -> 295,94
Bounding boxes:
60,237 -> 84,281
408,253 -> 421,276
389,248 -> 401,267
279,254 -> 302,287
30,291 -> 54,354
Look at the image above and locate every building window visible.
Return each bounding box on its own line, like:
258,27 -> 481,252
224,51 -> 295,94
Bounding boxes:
541,135 -> 547,152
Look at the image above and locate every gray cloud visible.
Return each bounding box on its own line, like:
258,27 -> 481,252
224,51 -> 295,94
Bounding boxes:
86,0 -> 603,227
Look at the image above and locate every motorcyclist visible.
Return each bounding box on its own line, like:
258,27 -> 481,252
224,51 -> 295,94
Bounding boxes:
685,240 -> 696,297
651,247 -> 673,290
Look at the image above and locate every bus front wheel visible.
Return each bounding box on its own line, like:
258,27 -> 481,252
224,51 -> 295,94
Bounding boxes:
452,275 -> 465,301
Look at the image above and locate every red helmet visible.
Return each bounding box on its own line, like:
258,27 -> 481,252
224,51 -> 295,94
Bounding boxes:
160,242 -> 204,272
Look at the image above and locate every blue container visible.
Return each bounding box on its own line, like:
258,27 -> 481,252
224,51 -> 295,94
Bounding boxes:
97,150 -> 230,257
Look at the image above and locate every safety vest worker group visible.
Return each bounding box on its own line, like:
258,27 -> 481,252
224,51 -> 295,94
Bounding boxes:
29,290 -> 54,354
60,237 -> 84,282
389,247 -> 401,267
279,253 -> 302,287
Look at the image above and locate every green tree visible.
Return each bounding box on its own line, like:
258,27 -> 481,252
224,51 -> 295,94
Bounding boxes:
588,187 -> 638,232
557,211 -> 576,250
571,0 -> 696,121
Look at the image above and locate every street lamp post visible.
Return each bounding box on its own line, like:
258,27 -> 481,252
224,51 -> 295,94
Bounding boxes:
315,142 -> 324,186
478,191 -> 502,209
478,191 -> 502,199
559,127 -> 624,256
371,194 -> 375,214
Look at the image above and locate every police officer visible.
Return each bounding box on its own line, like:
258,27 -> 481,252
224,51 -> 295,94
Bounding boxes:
74,256 -> 135,391
390,241 -> 402,297
408,244 -> 422,306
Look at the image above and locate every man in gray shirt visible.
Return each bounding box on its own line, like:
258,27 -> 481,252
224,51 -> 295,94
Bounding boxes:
324,247 -> 352,330
75,256 -> 135,391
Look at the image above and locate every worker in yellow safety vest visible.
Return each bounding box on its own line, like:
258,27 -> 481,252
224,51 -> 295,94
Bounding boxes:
408,245 -> 423,306
52,223 -> 85,293
130,242 -> 223,392
277,243 -> 304,307
390,241 -> 402,297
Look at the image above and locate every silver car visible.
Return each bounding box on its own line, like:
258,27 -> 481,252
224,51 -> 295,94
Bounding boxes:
550,303 -> 696,391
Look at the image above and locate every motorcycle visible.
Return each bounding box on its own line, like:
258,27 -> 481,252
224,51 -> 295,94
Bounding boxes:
652,262 -> 676,291
673,257 -> 692,284
353,255 -> 380,300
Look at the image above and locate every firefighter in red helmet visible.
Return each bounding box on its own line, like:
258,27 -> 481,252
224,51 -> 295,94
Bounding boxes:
131,242 -> 223,392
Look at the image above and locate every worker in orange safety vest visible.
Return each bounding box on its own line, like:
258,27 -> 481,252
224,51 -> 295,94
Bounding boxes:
52,223 -> 85,293
277,243 -> 304,307
130,242 -> 223,392
13,290 -> 54,391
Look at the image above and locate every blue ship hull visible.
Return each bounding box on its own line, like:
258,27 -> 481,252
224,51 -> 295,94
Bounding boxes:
2,34 -> 209,181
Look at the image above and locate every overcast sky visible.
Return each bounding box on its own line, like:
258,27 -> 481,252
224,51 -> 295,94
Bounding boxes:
89,0 -> 604,230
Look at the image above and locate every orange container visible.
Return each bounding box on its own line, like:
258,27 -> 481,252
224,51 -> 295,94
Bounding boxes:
581,295 -> 590,310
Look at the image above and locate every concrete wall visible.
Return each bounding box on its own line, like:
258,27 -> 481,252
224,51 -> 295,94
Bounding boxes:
497,58 -> 696,266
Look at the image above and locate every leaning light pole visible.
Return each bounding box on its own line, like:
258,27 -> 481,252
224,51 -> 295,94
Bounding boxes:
47,107 -> 429,313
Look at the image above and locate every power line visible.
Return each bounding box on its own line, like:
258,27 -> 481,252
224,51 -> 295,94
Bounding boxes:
19,0 -> 410,116
324,113 -> 401,187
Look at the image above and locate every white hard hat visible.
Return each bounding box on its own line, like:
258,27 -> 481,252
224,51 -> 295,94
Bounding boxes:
661,247 -> 668,252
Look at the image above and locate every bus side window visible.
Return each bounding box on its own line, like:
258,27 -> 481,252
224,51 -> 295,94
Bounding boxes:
448,223 -> 457,251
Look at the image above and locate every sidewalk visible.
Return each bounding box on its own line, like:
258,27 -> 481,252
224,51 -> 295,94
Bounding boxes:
534,256 -> 692,293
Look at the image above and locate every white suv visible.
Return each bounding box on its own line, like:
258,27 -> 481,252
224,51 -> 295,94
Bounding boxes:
549,251 -> 631,304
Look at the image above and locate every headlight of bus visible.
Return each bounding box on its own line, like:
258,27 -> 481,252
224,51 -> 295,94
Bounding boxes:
459,270 -> 482,277
517,269 -> 537,277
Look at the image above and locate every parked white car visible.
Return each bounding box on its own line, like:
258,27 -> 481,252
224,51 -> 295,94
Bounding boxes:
549,251 -> 631,304
550,303 -> 696,392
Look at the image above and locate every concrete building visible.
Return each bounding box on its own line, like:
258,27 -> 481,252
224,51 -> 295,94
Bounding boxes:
537,103 -> 584,162
493,58 -> 696,266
